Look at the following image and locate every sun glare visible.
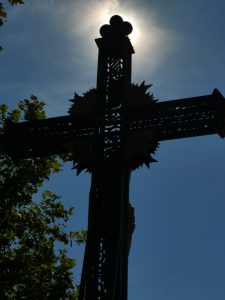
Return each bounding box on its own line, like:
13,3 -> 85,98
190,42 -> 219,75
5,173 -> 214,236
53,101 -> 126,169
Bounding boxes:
84,1 -> 142,45
122,14 -> 141,44
103,11 -> 141,45
69,0 -> 167,74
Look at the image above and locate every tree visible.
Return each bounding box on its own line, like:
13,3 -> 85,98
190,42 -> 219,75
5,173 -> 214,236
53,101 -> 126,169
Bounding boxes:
0,2 -> 86,297
0,96 -> 86,299
0,0 -> 25,51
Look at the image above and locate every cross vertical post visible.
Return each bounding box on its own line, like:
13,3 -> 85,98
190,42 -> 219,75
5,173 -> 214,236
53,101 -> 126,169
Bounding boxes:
78,15 -> 134,300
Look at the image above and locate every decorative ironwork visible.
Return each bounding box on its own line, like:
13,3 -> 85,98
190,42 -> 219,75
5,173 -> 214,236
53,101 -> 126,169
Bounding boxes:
1,115 -> 96,158
78,16 -> 134,300
0,14 -> 225,300
79,166 -> 130,300
127,89 -> 225,141
2,88 -> 224,162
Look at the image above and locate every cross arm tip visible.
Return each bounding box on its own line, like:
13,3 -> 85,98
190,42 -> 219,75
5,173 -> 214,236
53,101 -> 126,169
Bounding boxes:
212,88 -> 224,99
211,88 -> 225,138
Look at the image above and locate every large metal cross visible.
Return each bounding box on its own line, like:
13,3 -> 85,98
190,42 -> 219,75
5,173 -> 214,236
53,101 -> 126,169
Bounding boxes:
1,15 -> 225,300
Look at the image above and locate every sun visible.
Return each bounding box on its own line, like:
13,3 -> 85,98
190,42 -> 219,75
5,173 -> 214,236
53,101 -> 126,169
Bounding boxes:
121,14 -> 141,44
91,4 -> 142,45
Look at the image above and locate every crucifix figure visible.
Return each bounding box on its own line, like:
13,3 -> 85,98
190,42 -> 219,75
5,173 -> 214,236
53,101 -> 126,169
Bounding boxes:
1,15 -> 225,300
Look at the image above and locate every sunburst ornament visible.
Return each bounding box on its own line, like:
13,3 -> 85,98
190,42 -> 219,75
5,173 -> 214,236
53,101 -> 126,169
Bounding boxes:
124,130 -> 159,170
67,88 -> 98,174
68,88 -> 97,116
68,82 -> 159,173
123,81 -> 159,170
65,135 -> 98,174
124,81 -> 157,107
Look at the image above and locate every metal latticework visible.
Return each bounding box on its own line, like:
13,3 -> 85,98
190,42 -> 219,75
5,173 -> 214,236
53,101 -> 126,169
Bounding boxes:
2,115 -> 96,158
79,166 -> 130,300
102,57 -> 123,160
127,89 -> 225,141
78,16 -> 134,300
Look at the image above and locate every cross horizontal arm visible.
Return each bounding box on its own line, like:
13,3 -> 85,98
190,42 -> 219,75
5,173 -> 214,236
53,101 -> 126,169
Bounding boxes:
0,115 -> 97,158
127,89 -> 225,141
1,89 -> 225,159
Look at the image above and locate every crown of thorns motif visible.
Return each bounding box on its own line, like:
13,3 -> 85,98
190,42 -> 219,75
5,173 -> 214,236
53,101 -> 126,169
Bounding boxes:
68,82 -> 159,174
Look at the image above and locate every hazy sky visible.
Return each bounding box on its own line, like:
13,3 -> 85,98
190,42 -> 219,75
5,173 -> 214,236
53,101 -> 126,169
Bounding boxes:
1,1 -> 225,299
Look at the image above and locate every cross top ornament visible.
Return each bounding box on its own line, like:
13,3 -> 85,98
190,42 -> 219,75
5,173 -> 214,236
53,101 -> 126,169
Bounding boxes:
99,15 -> 133,37
1,15 -> 225,300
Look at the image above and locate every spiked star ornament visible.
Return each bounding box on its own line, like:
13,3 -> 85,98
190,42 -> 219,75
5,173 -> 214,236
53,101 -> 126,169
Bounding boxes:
68,82 -> 159,173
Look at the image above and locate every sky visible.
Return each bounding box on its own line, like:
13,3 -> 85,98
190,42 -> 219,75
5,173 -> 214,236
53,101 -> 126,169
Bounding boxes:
1,0 -> 225,299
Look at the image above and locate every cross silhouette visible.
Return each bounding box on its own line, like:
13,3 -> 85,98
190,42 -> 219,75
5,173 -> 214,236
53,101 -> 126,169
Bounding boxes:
1,15 -> 225,300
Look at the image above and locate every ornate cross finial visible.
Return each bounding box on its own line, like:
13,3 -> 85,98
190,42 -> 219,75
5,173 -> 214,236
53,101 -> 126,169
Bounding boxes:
99,15 -> 133,38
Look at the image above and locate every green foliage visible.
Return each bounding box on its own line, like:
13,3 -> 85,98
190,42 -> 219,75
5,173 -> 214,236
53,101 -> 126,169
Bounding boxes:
18,95 -> 46,120
0,0 -> 25,51
0,97 -> 85,299
0,0 -> 25,27
8,0 -> 24,5
0,2 -> 7,27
